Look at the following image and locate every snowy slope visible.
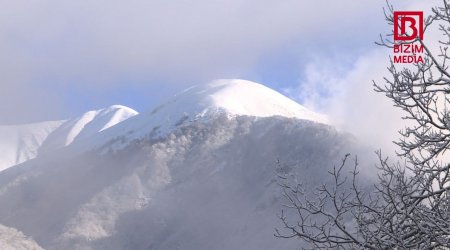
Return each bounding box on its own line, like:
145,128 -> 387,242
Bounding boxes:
167,79 -> 328,122
0,105 -> 138,171
0,116 -> 360,250
0,121 -> 64,172
81,79 -> 328,152
0,224 -> 43,250
39,105 -> 138,153
0,79 -> 350,249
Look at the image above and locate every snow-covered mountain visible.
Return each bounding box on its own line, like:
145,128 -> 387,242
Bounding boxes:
0,79 -> 364,250
0,121 -> 64,172
74,79 -> 328,152
0,105 -> 138,171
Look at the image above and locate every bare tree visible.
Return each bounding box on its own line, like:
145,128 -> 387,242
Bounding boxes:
276,1 -> 450,249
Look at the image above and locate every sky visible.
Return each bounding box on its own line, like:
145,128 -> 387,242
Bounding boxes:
0,0 -> 433,147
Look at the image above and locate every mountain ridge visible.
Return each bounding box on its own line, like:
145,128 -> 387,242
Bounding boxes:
74,79 -> 328,153
0,79 -> 362,250
0,105 -> 138,171
0,79 -> 326,172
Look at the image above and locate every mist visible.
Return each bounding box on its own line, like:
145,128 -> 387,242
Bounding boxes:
0,0 -> 388,124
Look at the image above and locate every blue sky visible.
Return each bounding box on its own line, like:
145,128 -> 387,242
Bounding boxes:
0,0 -> 417,125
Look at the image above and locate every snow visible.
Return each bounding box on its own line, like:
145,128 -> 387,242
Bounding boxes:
0,224 -> 43,250
0,105 -> 138,171
0,116 -> 360,250
80,79 -> 328,152
0,121 -> 64,172
207,79 -> 327,121
150,79 -> 328,128
0,79 -> 348,249
40,105 -> 138,151
98,105 -> 138,133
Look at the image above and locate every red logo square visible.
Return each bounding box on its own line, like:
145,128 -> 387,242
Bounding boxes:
394,11 -> 424,41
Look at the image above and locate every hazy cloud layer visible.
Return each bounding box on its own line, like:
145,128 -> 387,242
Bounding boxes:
288,49 -> 404,152
0,0 -> 388,124
289,0 -> 441,151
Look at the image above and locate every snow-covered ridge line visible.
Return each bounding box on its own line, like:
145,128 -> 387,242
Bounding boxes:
164,79 -> 327,122
0,120 -> 64,172
77,79 -> 328,152
40,105 -> 138,150
0,79 -> 326,170
0,105 -> 138,171
0,79 -> 338,249
204,79 -> 327,122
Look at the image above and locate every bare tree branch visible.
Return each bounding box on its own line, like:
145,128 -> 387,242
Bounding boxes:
276,1 -> 450,248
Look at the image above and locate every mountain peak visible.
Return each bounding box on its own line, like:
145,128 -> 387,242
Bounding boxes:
72,80 -> 327,152
151,79 -> 327,123
0,105 -> 139,171
41,105 -> 138,150
103,105 -> 137,113
192,79 -> 326,121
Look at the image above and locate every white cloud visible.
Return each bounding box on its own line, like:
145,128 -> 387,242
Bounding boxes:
290,0 -> 445,152
290,48 -> 406,152
0,0 -> 387,123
